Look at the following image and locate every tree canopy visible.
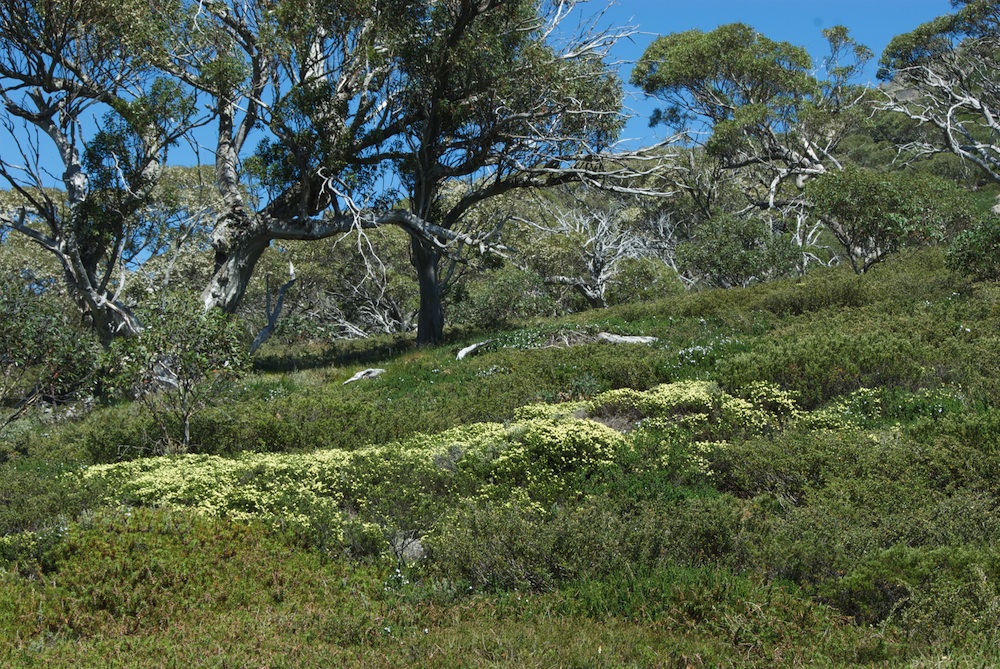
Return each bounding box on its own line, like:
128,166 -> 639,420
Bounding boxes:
879,0 -> 1000,182
0,0 -> 198,343
1,2 -> 995,351
631,23 -> 872,207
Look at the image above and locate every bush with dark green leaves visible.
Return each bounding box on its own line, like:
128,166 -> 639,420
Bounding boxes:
948,214 -> 1000,281
0,273 -> 99,431
449,264 -> 556,329
676,213 -> 798,289
103,294 -> 249,453
807,166 -> 979,273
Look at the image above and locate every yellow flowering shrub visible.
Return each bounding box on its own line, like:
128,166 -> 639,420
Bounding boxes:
590,381 -> 721,418
587,380 -> 798,440
735,381 -> 802,422
513,401 -> 588,422
71,381 -> 820,553
797,387 -> 883,430
519,419 -> 623,473
76,412 -> 629,543
492,418 -> 624,502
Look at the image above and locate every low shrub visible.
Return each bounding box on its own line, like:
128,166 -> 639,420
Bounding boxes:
102,294 -> 249,453
948,214 -> 1000,281
819,544 -> 1000,638
0,273 -> 100,432
0,457 -> 94,539
426,492 -> 747,594
449,265 -> 557,329
716,332 -> 933,408
425,498 -> 555,591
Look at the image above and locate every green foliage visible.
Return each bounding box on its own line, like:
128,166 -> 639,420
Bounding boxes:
716,330 -> 933,409
425,494 -> 749,593
820,545 -> 1000,632
711,397 -> 1000,649
0,507 -> 418,659
948,214 -> 1000,280
676,214 -> 798,288
0,461 -> 85,540
73,380 -> 804,570
807,166 -> 979,273
425,498 -> 554,591
878,1 -> 1000,185
631,21 -> 872,228
0,273 -> 99,431
9,249 -> 1000,664
103,294 -> 249,452
604,257 -> 685,305
0,505 -> 906,668
632,23 -> 814,134
449,264 -> 556,329
247,231 -> 418,342
879,0 -> 1000,79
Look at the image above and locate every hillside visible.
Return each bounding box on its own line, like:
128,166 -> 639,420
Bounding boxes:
3,248 -> 1000,667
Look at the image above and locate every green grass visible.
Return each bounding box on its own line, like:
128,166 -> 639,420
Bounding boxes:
4,248 -> 1000,666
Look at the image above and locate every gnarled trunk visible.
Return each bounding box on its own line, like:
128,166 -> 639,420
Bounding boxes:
201,223 -> 271,313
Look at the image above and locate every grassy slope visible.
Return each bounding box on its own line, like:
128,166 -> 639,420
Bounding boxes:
3,247 -> 1000,667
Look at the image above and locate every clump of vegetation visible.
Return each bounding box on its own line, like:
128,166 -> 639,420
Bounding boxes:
948,215 -> 1000,282
102,295 -> 250,453
0,273 -> 99,433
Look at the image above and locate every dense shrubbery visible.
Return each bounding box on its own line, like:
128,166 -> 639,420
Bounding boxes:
449,264 -> 557,329
0,273 -> 100,431
5,249 -> 1000,665
948,214 -> 1000,282
676,214 -> 798,288
807,166 -> 979,273
102,294 -> 250,452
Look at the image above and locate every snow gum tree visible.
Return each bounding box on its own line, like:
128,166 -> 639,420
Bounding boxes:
0,0 -> 197,345
632,23 -> 873,208
879,0 -> 1000,182
156,0 -> 647,345
384,0 -> 632,342
1,0 -> 662,346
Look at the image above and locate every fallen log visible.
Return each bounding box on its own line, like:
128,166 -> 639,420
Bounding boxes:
596,332 -> 658,345
456,340 -> 493,360
343,368 -> 386,384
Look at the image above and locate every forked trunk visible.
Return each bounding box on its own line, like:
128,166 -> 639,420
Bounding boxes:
201,229 -> 271,313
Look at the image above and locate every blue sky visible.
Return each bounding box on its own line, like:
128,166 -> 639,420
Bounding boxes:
602,0 -> 954,145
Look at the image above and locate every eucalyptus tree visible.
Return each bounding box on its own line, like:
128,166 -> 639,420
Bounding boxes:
0,0 -> 197,345
807,165 -> 980,273
383,0 -> 637,342
513,190 -> 658,309
156,0 -> 410,322
879,0 -> 1000,182
160,0 -> 649,344
631,24 -> 882,274
632,23 -> 873,209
